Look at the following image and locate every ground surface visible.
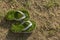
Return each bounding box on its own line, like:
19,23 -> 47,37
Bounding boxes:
0,0 -> 60,40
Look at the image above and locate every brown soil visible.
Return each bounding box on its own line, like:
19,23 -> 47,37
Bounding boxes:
0,0 -> 60,40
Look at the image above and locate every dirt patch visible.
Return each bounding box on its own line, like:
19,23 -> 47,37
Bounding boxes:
0,0 -> 60,40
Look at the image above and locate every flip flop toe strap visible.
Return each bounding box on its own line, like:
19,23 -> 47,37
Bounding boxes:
22,21 -> 32,31
14,11 -> 26,21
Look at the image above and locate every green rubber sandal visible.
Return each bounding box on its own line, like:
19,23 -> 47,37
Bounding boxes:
6,10 -> 29,21
11,21 -> 36,33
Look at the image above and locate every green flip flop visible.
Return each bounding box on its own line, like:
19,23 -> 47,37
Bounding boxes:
6,10 -> 30,21
11,21 -> 36,33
